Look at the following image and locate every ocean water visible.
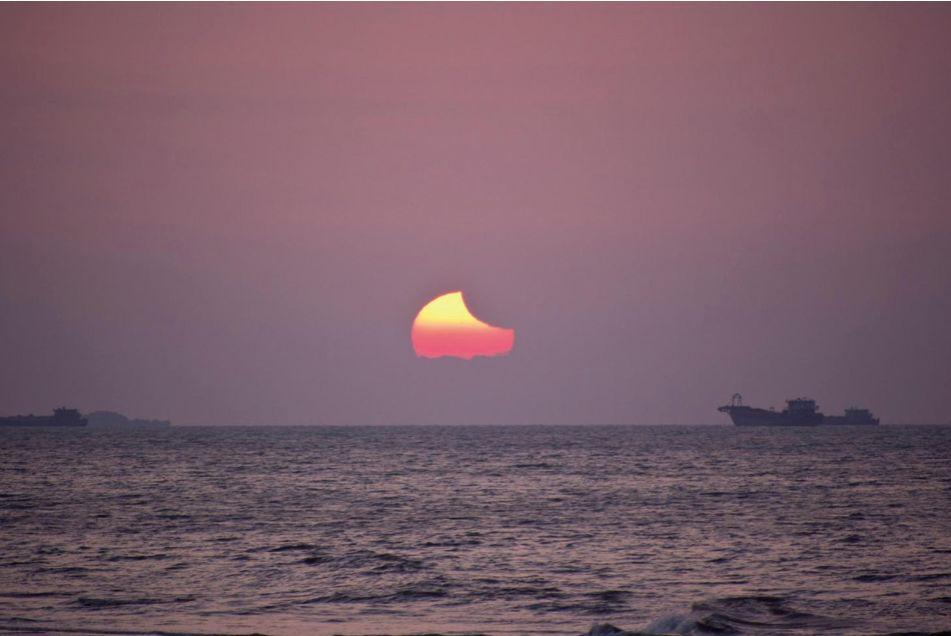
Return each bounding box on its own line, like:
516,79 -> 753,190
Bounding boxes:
1,425 -> 949,636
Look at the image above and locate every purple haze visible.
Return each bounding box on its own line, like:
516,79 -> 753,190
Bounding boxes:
1,5 -> 949,425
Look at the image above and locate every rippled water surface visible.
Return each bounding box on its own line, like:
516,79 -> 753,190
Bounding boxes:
1,425 -> 949,635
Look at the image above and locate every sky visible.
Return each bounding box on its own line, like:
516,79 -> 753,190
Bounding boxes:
2,4 -> 950,425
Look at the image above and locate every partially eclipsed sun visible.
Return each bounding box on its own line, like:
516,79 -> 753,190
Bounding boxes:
412,291 -> 515,359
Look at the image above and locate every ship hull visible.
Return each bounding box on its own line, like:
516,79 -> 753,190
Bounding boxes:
0,416 -> 86,427
0,417 -> 86,428
823,415 -> 879,426
718,406 -> 823,427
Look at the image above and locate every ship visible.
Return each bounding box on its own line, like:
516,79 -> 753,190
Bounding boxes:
0,407 -> 87,427
85,410 -> 171,428
718,394 -> 878,426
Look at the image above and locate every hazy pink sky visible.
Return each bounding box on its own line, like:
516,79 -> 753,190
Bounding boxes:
2,4 -> 949,425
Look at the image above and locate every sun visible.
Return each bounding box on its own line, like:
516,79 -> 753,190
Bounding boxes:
411,291 -> 515,360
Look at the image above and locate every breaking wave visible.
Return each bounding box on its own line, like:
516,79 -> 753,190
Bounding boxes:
583,594 -> 951,635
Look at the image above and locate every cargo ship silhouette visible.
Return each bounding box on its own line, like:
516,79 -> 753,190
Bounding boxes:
718,394 -> 879,426
0,407 -> 87,427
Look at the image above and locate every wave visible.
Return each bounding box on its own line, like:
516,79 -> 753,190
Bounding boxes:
104,553 -> 169,562
302,584 -> 449,605
3,593 -> 948,636
293,549 -> 428,574
582,595 -> 951,635
268,542 -> 318,552
0,623 -> 269,636
584,595 -> 851,635
76,595 -> 195,609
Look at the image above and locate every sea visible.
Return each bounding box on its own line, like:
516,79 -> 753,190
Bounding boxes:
1,425 -> 949,636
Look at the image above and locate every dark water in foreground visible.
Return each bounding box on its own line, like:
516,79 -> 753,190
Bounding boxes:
1,426 -> 949,636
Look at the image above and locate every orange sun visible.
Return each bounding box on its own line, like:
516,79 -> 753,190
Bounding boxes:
411,291 -> 515,360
